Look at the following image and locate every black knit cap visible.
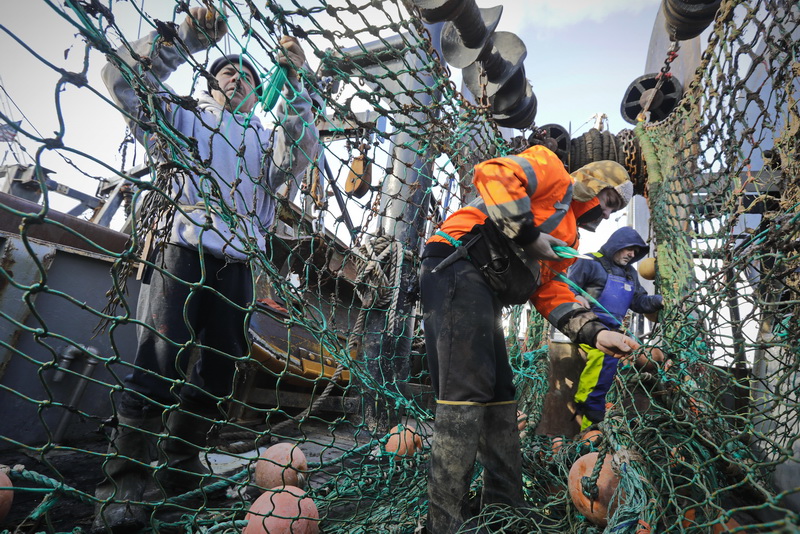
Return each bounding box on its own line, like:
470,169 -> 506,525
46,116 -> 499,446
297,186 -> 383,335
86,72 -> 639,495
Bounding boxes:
208,54 -> 262,96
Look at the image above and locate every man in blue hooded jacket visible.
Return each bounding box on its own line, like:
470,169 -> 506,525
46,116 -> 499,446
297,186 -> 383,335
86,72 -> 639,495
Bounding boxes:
567,226 -> 664,430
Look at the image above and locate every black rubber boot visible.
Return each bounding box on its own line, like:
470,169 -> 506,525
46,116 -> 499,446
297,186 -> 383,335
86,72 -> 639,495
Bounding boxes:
478,403 -> 525,507
92,414 -> 162,533
156,406 -> 217,496
427,403 -> 486,534
476,403 -> 526,531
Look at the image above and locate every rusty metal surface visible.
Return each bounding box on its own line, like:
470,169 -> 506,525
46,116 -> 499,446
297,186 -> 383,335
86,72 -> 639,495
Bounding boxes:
0,235 -> 56,380
0,191 -> 130,256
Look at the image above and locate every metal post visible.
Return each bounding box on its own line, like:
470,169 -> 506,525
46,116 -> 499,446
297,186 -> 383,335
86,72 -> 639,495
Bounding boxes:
54,346 -> 100,443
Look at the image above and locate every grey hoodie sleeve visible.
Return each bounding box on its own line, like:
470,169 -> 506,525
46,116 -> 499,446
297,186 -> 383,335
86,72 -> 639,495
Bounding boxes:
265,71 -> 320,195
101,19 -> 210,144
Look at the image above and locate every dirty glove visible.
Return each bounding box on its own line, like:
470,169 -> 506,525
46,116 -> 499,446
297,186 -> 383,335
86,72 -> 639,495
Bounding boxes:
278,36 -> 306,78
653,295 -> 664,310
574,295 -> 590,309
186,5 -> 228,46
522,232 -> 566,261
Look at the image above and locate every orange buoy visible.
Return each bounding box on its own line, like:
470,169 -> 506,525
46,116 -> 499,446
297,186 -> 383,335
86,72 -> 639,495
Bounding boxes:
683,509 -> 740,532
712,515 -> 742,533
638,257 -> 656,280
243,485 -> 319,534
254,443 -> 308,491
682,507 -> 697,529
568,452 -> 620,527
516,410 -> 528,432
384,425 -> 423,457
0,471 -> 12,523
578,429 -> 603,449
636,346 -> 665,371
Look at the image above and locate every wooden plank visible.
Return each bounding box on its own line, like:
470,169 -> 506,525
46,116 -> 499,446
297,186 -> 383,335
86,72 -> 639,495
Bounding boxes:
245,387 -> 361,413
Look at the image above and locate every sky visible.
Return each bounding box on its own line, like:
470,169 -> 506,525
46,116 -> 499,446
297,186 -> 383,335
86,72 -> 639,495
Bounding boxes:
0,0 -> 665,251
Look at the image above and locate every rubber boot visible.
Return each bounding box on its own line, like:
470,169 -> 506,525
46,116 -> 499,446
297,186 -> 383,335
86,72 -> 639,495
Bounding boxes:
156,406 -> 217,496
91,414 -> 162,533
478,403 -> 525,507
476,403 -> 526,531
427,403 -> 485,534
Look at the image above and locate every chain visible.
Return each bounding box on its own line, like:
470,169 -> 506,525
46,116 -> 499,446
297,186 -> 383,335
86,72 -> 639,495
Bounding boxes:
637,41 -> 681,123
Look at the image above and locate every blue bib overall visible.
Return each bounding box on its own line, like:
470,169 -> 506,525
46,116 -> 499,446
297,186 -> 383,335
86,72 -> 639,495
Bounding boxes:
575,273 -> 635,429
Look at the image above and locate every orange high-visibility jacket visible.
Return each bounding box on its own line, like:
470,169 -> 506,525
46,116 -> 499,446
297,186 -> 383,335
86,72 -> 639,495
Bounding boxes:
428,145 -> 596,334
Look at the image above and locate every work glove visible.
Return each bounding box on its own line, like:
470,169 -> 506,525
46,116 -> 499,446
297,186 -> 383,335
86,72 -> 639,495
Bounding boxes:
186,5 -> 228,46
278,36 -> 306,79
522,232 -> 566,261
653,295 -> 664,309
574,295 -> 590,309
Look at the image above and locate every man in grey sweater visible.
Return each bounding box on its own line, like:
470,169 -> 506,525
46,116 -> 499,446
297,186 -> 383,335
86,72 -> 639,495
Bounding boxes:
94,5 -> 319,532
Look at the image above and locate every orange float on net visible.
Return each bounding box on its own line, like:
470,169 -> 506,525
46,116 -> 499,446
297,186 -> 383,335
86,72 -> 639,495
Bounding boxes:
638,257 -> 656,280
384,425 -> 423,457
516,410 -> 528,432
0,471 -> 13,523
568,452 -> 620,527
636,346 -> 665,371
683,508 -> 741,533
243,485 -> 319,534
254,443 -> 308,491
713,515 -> 742,533
578,429 -> 603,449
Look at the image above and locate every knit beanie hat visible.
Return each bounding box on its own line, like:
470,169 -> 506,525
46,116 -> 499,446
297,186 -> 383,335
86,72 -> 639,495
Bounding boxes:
208,54 -> 262,96
570,160 -> 633,206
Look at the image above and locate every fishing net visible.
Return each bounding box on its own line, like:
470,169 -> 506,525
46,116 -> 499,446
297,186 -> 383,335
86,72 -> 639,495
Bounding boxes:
0,0 -> 797,532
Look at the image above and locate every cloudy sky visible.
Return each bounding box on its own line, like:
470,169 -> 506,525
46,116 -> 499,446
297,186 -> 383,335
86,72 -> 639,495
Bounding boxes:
0,0 -> 665,249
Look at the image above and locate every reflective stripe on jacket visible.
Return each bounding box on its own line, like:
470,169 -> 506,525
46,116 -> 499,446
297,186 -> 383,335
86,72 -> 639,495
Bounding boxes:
427,146 -> 590,331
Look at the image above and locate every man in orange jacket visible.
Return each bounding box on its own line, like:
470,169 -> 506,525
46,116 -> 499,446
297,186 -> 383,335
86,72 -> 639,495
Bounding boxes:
419,144 -> 639,533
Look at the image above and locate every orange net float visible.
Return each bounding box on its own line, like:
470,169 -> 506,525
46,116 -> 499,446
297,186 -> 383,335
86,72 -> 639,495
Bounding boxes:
638,257 -> 656,280
568,452 -> 620,527
0,470 -> 13,523
683,508 -> 742,533
713,515 -> 742,533
384,424 -> 423,457
254,443 -> 308,491
635,346 -> 666,371
516,410 -> 528,432
578,429 -> 603,448
243,485 -> 320,534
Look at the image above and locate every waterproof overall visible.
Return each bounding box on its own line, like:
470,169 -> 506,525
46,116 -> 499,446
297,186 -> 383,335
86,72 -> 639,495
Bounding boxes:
574,269 -> 634,430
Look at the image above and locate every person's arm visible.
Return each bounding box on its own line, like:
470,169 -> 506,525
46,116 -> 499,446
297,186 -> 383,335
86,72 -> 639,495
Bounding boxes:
532,265 -> 636,358
629,274 -> 664,314
101,6 -> 226,143
565,257 -> 594,296
266,37 -> 321,195
472,150 -> 566,260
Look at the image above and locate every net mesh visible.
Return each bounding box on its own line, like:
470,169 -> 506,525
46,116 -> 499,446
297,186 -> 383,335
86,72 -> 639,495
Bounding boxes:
0,0 -> 798,533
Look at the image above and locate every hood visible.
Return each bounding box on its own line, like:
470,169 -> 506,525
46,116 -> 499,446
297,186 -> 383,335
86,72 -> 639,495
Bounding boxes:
570,160 -> 633,205
599,226 -> 649,263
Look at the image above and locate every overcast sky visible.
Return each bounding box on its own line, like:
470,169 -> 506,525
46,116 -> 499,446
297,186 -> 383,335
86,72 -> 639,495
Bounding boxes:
0,0 -> 664,250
